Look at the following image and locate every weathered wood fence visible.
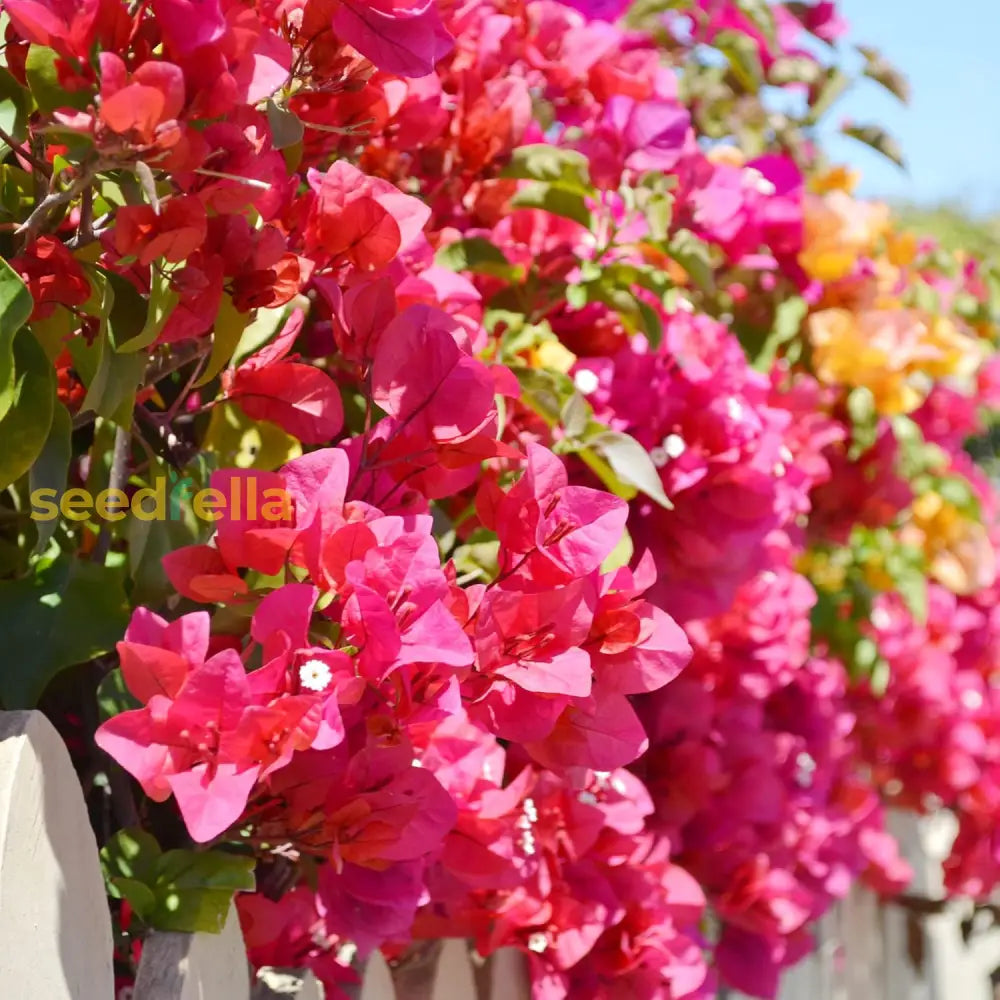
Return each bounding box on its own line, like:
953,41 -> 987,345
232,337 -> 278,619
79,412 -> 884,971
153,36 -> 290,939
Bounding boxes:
3,709 -> 1000,1000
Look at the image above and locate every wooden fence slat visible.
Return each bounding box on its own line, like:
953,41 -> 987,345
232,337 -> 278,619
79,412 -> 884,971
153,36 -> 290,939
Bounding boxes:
132,902 -> 250,1000
360,949 -> 396,1000
430,939 -> 477,1000
484,948 -> 531,1000
0,710 -> 115,999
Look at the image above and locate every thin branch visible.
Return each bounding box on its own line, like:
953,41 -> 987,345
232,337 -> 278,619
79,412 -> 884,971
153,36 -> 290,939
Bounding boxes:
0,125 -> 51,176
91,425 -> 130,565
16,166 -> 96,243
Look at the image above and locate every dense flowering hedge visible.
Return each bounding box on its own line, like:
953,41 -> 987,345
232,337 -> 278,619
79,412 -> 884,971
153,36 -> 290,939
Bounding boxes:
0,0 -> 999,997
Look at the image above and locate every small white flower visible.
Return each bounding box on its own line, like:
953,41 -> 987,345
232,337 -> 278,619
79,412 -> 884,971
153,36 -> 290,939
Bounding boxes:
780,446 -> 794,464
573,368 -> 600,396
773,462 -> 786,477
336,942 -> 358,965
298,658 -> 332,692
662,433 -> 687,459
521,831 -> 537,856
726,397 -> 744,421
523,797 -> 539,823
650,446 -> 669,469
742,168 -> 777,197
795,751 -> 817,789
412,758 -> 423,768
962,689 -> 984,711
528,933 -> 548,953
870,607 -> 891,630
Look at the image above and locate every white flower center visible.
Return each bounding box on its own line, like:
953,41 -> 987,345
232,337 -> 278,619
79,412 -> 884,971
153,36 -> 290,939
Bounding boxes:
528,933 -> 548,953
962,689 -> 984,711
298,658 -> 332,692
573,369 -> 600,396
662,433 -> 687,459
743,167 -> 776,196
795,751 -> 817,788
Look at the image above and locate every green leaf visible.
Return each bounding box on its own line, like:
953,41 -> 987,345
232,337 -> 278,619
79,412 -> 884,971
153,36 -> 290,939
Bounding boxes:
846,385 -> 878,456
714,29 -> 764,93
644,192 -> 673,243
230,305 -> 291,369
734,0 -> 777,47
452,537 -> 501,583
514,365 -> 576,428
29,402 -> 72,554
151,851 -> 256,933
96,668 -> 142,723
0,329 -> 56,492
768,55 -> 823,87
0,555 -> 130,708
0,67 -> 31,147
565,283 -> 588,310
75,333 -> 147,425
25,45 -> 90,113
502,145 -> 592,194
102,270 -> 150,352
601,528 -> 634,574
858,45 -> 910,103
560,391 -> 589,440
102,828 -> 162,886
117,269 -> 178,353
841,123 -> 906,169
511,182 -> 592,229
667,229 -> 715,292
893,560 -> 928,623
753,296 -> 808,371
587,431 -> 672,509
0,257 -> 34,423
102,830 -> 256,933
807,67 -> 849,124
266,100 -> 305,150
635,298 -> 664,349
196,294 -> 251,387
127,464 -> 210,606
435,238 -> 520,279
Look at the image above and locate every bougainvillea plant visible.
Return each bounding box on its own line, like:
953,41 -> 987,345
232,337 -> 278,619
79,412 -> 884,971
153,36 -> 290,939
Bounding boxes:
0,0 -> 998,997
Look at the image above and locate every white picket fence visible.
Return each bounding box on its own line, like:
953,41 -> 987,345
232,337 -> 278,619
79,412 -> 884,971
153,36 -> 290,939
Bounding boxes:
2,709 -> 999,1000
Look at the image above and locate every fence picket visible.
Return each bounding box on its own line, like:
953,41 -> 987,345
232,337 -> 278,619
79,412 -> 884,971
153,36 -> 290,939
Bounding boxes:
132,902 -> 250,1000
0,710 -> 115,1000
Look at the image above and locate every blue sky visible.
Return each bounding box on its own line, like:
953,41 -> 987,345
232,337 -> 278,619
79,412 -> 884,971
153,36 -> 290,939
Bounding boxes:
816,0 -> 1000,213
